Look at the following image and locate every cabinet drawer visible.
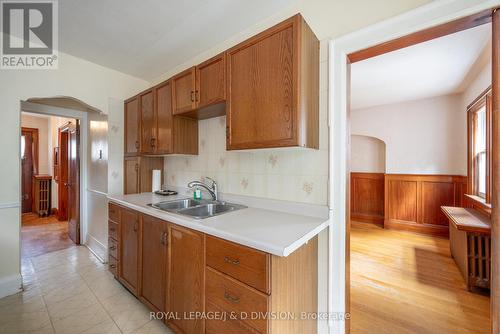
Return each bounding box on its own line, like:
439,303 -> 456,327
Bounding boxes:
206,302 -> 260,334
206,236 -> 270,294
206,267 -> 268,333
108,203 -> 120,223
108,221 -> 118,240
109,237 -> 118,259
109,255 -> 118,277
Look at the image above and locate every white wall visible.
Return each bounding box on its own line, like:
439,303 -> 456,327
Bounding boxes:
0,50 -> 148,298
351,94 -> 466,175
462,60 -> 491,108
351,135 -> 386,173
20,114 -> 50,175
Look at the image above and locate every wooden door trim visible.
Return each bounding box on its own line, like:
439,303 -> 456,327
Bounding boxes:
347,9 -> 492,63
21,127 -> 39,175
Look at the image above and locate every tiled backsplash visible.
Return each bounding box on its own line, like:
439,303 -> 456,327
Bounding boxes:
164,115 -> 329,205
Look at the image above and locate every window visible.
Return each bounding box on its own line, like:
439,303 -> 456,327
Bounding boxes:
468,90 -> 491,204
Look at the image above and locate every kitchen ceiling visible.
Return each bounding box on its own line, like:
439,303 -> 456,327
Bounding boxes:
58,0 -> 295,81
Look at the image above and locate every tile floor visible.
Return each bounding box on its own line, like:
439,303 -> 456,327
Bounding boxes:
0,246 -> 173,334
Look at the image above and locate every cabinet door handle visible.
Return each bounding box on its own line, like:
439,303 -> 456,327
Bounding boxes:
190,91 -> 195,102
161,231 -> 168,245
133,221 -> 139,232
150,138 -> 156,148
195,90 -> 199,102
224,290 -> 240,304
224,256 -> 240,265
109,245 -> 116,250
135,140 -> 139,149
135,163 -> 139,172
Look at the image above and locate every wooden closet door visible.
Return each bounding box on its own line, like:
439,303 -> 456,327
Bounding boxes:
141,215 -> 168,312
125,97 -> 140,155
172,67 -> 196,115
168,225 -> 204,334
226,22 -> 296,149
155,81 -> 173,154
119,208 -> 140,296
140,90 -> 156,154
196,53 -> 226,109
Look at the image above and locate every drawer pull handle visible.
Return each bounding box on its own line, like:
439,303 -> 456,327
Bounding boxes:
110,246 -> 116,251
109,227 -> 116,232
109,209 -> 116,214
109,264 -> 116,269
224,291 -> 240,304
224,256 -> 240,265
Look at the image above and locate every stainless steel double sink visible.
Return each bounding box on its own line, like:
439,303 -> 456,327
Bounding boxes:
149,198 -> 247,219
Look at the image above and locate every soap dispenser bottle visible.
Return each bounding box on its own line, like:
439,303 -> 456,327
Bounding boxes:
193,186 -> 202,200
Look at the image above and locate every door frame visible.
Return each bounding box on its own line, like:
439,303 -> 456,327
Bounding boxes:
20,101 -> 89,245
328,1 -> 500,333
20,127 -> 39,213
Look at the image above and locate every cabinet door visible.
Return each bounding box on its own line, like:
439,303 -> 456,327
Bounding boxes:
124,157 -> 139,195
141,215 -> 168,312
155,81 -> 173,154
227,23 -> 295,149
172,67 -> 196,115
119,208 -> 140,296
140,90 -> 156,154
124,97 -> 140,155
168,225 -> 204,334
196,53 -> 226,109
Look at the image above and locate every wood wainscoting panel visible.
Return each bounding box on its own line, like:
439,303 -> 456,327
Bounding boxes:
350,173 -> 385,225
384,174 -> 467,237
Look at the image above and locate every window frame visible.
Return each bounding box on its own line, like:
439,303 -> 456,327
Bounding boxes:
467,88 -> 492,205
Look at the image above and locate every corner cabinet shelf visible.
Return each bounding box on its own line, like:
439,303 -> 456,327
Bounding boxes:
226,14 -> 319,150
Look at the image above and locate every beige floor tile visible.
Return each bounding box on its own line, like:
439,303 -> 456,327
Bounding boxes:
42,279 -> 90,306
132,320 -> 173,334
46,289 -> 99,320
0,307 -> 52,333
51,303 -> 111,334
80,319 -> 121,334
102,292 -> 152,333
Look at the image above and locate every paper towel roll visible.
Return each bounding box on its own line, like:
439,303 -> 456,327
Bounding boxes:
152,170 -> 161,192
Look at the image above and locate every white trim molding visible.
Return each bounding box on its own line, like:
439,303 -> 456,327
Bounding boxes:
86,235 -> 107,264
86,188 -> 108,197
328,1 -> 500,333
0,273 -> 22,299
0,202 -> 20,210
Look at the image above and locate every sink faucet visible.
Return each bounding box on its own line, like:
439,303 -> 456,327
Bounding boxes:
188,177 -> 218,201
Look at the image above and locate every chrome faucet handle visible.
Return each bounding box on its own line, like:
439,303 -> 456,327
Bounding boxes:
205,176 -> 216,189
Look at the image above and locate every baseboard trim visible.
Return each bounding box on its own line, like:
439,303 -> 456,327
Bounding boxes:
86,235 -> 107,263
385,219 -> 449,237
0,273 -> 22,299
351,213 -> 384,226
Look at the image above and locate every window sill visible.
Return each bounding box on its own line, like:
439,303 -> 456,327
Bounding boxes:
465,194 -> 491,209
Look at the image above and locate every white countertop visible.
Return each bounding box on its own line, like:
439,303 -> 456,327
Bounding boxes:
107,192 -> 330,257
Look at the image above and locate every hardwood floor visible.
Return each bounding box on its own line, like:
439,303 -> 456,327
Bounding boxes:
350,221 -> 490,334
22,213 -> 74,258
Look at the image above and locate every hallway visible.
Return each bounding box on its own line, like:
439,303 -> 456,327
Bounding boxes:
350,221 -> 490,334
22,214 -> 74,259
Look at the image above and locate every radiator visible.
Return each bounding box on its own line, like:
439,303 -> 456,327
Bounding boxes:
467,233 -> 491,290
34,175 -> 52,217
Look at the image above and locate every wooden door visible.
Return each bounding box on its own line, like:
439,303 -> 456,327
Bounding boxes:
67,122 -> 80,244
196,53 -> 226,109
125,97 -> 140,155
172,67 -> 196,115
119,208 -> 140,296
226,22 -> 295,149
168,225 -> 204,334
491,8 -> 499,332
141,215 -> 168,312
124,157 -> 139,194
155,81 -> 173,154
57,129 -> 69,220
21,128 -> 38,213
140,90 -> 156,154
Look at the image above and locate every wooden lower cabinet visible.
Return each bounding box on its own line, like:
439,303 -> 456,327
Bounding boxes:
108,203 -> 318,334
168,225 -> 205,334
118,208 -> 140,296
140,215 -> 168,312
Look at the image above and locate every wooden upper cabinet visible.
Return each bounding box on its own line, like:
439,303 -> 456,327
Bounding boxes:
124,156 -> 139,195
140,90 -> 155,154
119,208 -> 140,296
124,97 -> 140,155
168,225 -> 205,334
226,14 -> 319,150
172,67 -> 197,115
196,53 -> 226,109
140,215 -> 168,312
155,81 -> 173,154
